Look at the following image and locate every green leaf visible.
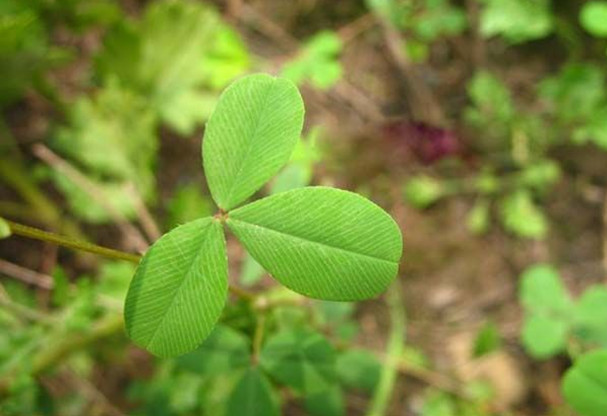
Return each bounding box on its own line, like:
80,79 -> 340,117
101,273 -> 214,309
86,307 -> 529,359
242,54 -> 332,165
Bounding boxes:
282,31 -> 343,90
227,187 -> 402,301
499,190 -> 548,239
539,63 -> 605,124
466,199 -> 490,235
562,350 -> 607,416
403,176 -> 445,209
96,0 -> 249,135
52,82 -> 157,223
176,325 -> 250,375
226,368 -> 279,416
203,74 -> 305,211
260,330 -> 336,393
520,264 -> 571,314
421,390 -> 456,416
305,383 -> 344,416
0,217 -> 10,239
466,71 -> 515,128
473,322 -> 502,358
519,264 -> 573,358
125,218 -> 228,357
521,315 -> 569,359
480,0 -> 553,43
336,349 -> 381,392
573,286 -> 607,346
580,1 -> 607,38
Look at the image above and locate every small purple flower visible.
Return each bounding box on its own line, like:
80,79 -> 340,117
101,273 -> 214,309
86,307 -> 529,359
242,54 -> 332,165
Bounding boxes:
383,120 -> 459,164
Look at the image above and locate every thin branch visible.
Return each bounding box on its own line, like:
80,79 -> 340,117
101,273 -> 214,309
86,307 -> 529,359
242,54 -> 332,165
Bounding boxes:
5,220 -> 141,264
0,258 -> 54,289
126,182 -> 162,241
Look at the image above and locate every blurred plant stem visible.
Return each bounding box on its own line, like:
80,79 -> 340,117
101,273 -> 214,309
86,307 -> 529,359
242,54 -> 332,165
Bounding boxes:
366,283 -> 406,416
5,220 -> 141,263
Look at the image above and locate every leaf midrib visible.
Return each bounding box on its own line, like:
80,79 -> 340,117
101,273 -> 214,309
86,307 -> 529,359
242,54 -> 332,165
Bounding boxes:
145,221 -> 215,349
228,217 -> 398,265
222,79 -> 279,208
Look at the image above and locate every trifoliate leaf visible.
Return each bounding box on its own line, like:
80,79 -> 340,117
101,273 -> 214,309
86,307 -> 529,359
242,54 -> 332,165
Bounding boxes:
227,187 -> 402,301
125,218 -> 228,357
203,74 -> 305,211
562,350 -> 607,416
260,330 -> 336,393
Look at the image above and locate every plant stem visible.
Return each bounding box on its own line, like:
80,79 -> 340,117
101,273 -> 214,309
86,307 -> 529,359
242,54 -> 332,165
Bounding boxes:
252,312 -> 267,364
367,283 -> 406,416
5,220 -> 141,264
5,219 -> 256,300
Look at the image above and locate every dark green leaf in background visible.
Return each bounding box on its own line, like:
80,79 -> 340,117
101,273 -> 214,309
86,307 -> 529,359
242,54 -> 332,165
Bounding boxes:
336,349 -> 381,393
260,330 -> 336,393
176,325 -> 250,375
226,367 -> 279,416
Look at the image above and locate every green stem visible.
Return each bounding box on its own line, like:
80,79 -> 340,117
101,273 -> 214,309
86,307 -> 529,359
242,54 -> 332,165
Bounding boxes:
367,283 -> 406,416
5,220 -> 255,300
5,220 -> 141,264
252,312 -> 267,364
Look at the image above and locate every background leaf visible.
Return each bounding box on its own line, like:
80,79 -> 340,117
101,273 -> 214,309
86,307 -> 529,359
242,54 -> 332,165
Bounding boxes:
227,187 -> 402,301
336,349 -> 381,393
562,349 -> 607,416
96,0 -> 249,135
203,74 -> 304,210
125,218 -> 228,357
519,264 -> 573,358
260,330 -> 336,393
225,367 -> 279,416
580,1 -> 607,38
499,190 -> 548,239
176,325 -> 250,375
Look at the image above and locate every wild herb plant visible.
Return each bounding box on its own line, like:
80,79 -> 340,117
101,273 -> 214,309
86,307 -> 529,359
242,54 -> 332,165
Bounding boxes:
282,32 -> 344,90
124,73 -> 403,357
47,0 -> 251,224
518,264 -> 607,416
